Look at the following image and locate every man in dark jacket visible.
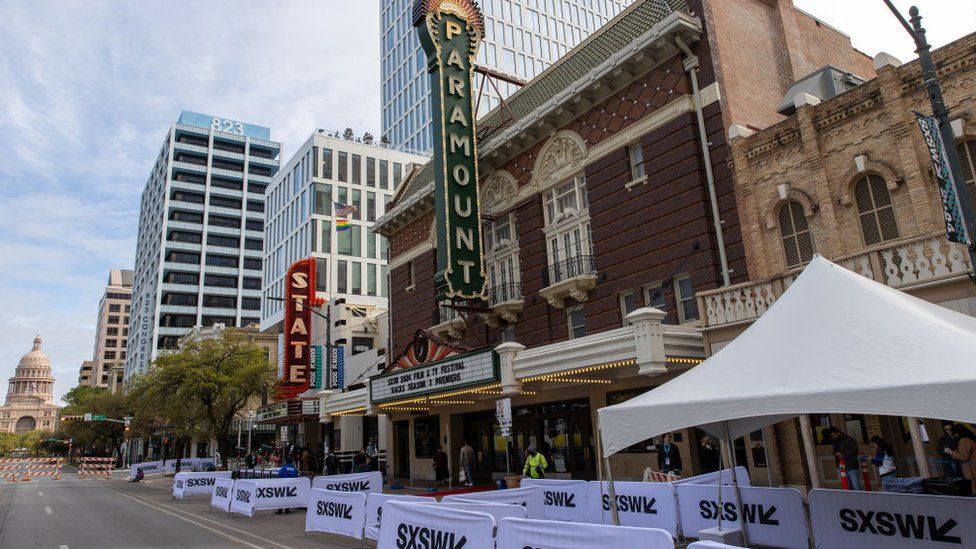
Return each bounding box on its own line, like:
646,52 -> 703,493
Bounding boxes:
830,427 -> 862,490
325,451 -> 340,475
938,423 -> 963,477
656,433 -> 683,476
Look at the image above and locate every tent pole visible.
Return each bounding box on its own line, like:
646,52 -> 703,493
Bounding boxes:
797,415 -> 822,489
597,418 -> 621,526
907,417 -> 931,478
760,427 -> 774,487
724,421 -> 750,548
595,423 -> 607,525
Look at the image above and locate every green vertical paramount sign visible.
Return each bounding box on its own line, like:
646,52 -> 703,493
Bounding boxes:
415,0 -> 487,301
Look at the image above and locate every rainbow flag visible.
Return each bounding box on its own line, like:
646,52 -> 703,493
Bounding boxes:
336,218 -> 350,231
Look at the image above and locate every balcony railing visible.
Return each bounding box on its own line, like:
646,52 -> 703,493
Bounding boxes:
698,233 -> 973,329
434,302 -> 463,325
545,255 -> 597,286
489,281 -> 523,306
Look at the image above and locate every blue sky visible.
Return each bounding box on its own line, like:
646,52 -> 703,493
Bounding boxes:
0,0 -> 973,404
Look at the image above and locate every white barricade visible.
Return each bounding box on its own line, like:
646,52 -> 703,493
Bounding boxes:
211,478 -> 235,512
437,501 -> 528,522
809,488 -> 976,548
675,484 -> 807,549
311,470 -> 383,493
687,542 -> 741,548
305,488 -> 367,539
230,477 -> 311,517
589,480 -> 679,537
172,471 -> 232,499
365,493 -> 431,541
520,478 -> 590,522
130,460 -> 164,477
672,467 -> 751,487
443,486 -> 545,519
378,501 -> 496,549
165,457 -> 216,473
497,517 -> 674,549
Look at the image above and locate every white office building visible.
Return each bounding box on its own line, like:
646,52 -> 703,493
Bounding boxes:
125,111 -> 281,380
381,0 -> 633,154
261,132 -> 426,338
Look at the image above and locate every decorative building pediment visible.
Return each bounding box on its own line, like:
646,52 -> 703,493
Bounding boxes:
764,187 -> 819,230
387,330 -> 468,372
481,170 -> 519,215
531,130 -> 588,191
839,155 -> 904,207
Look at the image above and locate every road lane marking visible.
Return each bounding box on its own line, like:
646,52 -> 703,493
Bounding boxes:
38,492 -> 43,496
88,482 -> 276,549
59,545 -> 68,549
45,506 -> 52,514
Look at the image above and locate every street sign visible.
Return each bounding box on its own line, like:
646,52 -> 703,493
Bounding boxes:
496,398 -> 512,436
92,414 -> 106,421
84,413 -> 92,422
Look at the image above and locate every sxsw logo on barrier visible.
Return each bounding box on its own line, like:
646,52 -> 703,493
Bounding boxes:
257,486 -> 298,498
187,478 -> 216,488
317,501 -> 353,520
396,523 -> 466,549
839,508 -> 961,544
544,491 -> 576,508
235,490 -> 251,503
322,481 -> 370,492
215,486 -> 229,498
603,494 -> 657,515
699,500 -> 779,525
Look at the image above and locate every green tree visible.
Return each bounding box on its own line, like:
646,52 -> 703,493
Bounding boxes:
57,386 -> 132,458
127,331 -> 275,469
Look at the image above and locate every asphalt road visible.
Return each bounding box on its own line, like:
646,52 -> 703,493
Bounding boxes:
0,470 -> 369,548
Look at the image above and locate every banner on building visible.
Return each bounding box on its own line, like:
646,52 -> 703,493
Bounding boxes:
378,501 -> 496,549
129,460 -> 164,478
444,485 -> 545,519
438,500 -> 528,523
809,488 -> 976,548
496,517 -> 674,549
365,493 -> 430,540
675,484 -> 807,548
915,112 -> 972,246
672,466 -> 751,486
278,257 -> 317,400
369,349 -> 499,404
415,0 -> 487,300
172,471 -> 232,499
311,344 -> 322,390
520,478 -> 591,522
312,471 -> 383,493
304,489 -> 367,539
588,480 -> 679,537
328,344 -> 344,390
230,477 -> 312,517
496,398 -> 512,436
210,478 -> 235,513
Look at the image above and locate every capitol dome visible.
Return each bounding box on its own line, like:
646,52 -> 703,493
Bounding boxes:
16,336 -> 53,373
4,335 -> 55,406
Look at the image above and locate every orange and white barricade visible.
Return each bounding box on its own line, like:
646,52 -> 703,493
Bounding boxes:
21,458 -> 63,481
642,467 -> 680,482
78,457 -> 115,479
0,459 -> 24,482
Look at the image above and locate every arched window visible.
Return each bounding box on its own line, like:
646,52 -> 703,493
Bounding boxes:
778,200 -> 815,268
854,174 -> 899,245
15,416 -> 35,433
957,139 -> 976,219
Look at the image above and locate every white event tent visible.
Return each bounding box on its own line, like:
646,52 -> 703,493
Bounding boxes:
598,255 -> 976,478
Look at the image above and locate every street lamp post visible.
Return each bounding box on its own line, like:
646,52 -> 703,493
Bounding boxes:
884,1 -> 976,271
247,411 -> 254,453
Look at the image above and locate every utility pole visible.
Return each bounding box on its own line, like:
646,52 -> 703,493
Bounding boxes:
884,1 -> 976,272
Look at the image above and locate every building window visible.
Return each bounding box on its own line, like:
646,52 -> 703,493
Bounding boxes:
108,316 -> 119,324
543,175 -> 593,284
484,213 -> 521,303
393,162 -> 403,189
109,304 -> 121,313
367,263 -> 377,296
106,339 -> 118,348
619,290 -> 637,324
337,260 -> 348,294
366,192 -> 376,222
315,258 -> 328,291
406,261 -> 416,290
366,157 -> 376,187
351,154 -> 361,184
104,351 -> 116,360
352,336 -> 374,356
337,225 -> 361,256
778,200 -> 815,268
316,220 -> 332,253
313,183 -> 332,215
567,305 -> 586,339
957,139 -> 976,218
627,143 -> 645,179
352,262 -> 362,295
643,282 -> 666,312
337,151 -> 348,182
853,174 -> 899,245
673,275 -> 698,323
322,148 -> 333,179
379,160 -> 389,190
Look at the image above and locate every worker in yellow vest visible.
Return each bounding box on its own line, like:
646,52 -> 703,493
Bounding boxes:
522,445 -> 548,479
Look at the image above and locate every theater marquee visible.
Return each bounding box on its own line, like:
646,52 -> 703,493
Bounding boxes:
369,349 -> 498,404
415,0 -> 487,300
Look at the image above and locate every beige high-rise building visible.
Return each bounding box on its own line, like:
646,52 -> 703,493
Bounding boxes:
0,336 -> 59,433
79,269 -> 133,392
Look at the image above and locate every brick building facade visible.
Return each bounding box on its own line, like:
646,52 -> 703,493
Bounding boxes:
700,31 -> 976,488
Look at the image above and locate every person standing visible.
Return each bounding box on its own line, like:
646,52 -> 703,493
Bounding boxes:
325,450 -> 340,476
275,457 -> 299,515
433,445 -> 449,486
829,427 -> 862,490
522,445 -> 548,479
938,423 -> 963,477
353,448 -> 368,473
699,436 -> 720,474
656,433 -> 683,476
869,436 -> 897,490
460,441 -> 475,487
944,425 -> 976,493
